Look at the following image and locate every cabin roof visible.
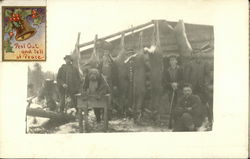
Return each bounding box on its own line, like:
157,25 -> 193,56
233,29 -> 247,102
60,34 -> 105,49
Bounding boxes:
79,20 -> 214,58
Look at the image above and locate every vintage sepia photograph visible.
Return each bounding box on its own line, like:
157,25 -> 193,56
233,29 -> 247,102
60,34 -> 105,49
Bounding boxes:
26,19 -> 214,133
0,0 -> 248,158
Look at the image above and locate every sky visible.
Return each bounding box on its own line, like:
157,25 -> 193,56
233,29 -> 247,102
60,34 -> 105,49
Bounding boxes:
39,0 -> 215,73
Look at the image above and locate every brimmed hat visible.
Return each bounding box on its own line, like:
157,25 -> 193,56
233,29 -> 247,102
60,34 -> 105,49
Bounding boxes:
96,39 -> 113,50
63,55 -> 73,61
166,53 -> 179,59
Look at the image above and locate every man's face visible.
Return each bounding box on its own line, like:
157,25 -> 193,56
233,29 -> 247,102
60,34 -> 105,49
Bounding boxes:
65,58 -> 71,64
89,68 -> 100,81
169,57 -> 177,67
183,87 -> 192,97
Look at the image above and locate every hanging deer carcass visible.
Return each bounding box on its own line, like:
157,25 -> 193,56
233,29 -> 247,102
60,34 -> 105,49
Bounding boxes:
124,31 -> 150,122
146,21 -> 164,121
108,33 -> 131,116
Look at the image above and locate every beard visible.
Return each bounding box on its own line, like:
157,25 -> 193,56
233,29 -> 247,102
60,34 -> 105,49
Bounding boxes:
184,94 -> 191,98
89,80 -> 98,93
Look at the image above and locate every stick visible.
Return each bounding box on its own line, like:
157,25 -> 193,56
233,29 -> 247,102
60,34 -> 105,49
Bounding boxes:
168,90 -> 175,129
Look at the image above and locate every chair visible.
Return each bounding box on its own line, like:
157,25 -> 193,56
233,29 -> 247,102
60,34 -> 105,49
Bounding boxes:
76,93 -> 111,133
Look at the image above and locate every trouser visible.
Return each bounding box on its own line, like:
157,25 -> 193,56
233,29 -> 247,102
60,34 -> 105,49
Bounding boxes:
59,91 -> 77,112
173,113 -> 195,131
94,108 -> 102,122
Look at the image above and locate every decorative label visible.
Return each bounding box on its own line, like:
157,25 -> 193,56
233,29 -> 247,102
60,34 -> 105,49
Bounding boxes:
2,6 -> 46,61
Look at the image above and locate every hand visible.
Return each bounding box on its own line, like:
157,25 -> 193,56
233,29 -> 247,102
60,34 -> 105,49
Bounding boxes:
96,95 -> 101,100
171,82 -> 178,90
113,86 -> 117,91
81,91 -> 88,96
62,84 -> 68,88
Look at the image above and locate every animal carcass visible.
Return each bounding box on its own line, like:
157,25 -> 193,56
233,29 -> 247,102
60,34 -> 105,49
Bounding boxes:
109,33 -> 130,116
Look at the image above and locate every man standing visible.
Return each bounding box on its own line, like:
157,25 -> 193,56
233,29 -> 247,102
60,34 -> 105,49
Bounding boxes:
204,65 -> 214,123
163,54 -> 183,109
184,53 -> 210,104
173,84 -> 204,131
57,55 -> 81,112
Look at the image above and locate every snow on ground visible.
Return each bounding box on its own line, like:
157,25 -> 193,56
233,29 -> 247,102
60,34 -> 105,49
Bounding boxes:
26,98 -> 210,134
27,109 -> 172,134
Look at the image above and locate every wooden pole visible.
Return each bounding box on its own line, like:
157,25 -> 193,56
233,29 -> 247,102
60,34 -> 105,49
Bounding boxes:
78,108 -> 83,133
78,21 -> 154,48
84,102 -> 89,132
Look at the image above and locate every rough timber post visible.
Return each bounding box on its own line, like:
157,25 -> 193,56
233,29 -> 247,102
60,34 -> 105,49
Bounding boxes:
84,102 -> 89,132
78,108 -> 83,133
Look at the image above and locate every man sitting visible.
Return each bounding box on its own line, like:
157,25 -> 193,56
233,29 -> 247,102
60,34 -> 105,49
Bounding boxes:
82,68 -> 110,123
173,83 -> 204,131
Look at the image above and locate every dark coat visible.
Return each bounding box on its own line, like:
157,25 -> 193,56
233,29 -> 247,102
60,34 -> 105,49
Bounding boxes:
163,65 -> 183,91
57,64 -> 81,94
184,60 -> 210,91
174,94 -> 204,127
183,60 -> 211,104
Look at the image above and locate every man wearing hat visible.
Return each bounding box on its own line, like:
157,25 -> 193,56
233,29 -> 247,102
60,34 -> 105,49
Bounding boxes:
163,54 -> 183,105
57,55 -> 81,112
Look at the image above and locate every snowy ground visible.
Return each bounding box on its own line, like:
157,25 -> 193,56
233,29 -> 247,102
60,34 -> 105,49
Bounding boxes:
27,110 -> 172,134
26,98 -> 210,134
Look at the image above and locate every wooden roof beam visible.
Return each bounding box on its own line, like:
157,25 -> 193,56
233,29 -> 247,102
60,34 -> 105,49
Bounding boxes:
78,21 -> 154,48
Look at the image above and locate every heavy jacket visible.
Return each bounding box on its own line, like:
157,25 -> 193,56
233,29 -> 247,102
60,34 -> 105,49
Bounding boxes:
57,64 -> 81,94
184,60 -> 210,91
174,94 -> 204,127
183,60 -> 210,103
163,65 -> 183,91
